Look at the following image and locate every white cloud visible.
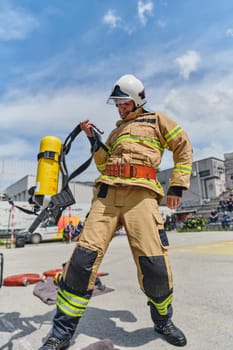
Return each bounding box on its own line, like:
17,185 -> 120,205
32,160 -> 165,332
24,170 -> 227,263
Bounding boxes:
102,9 -> 133,34
0,6 -> 38,40
226,28 -> 233,37
102,3 -> 154,33
0,85 -> 113,187
161,74 -> 233,161
0,42 -> 233,185
175,50 -> 201,80
138,0 -> 153,25
157,19 -> 167,28
0,87 -> 111,135
103,10 -> 121,29
0,138 -> 32,158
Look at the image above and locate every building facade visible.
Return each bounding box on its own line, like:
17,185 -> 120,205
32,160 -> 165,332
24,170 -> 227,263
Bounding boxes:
158,157 -> 227,207
224,152 -> 233,191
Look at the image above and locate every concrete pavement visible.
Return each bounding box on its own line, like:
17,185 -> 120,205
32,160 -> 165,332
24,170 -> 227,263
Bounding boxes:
1,230 -> 233,350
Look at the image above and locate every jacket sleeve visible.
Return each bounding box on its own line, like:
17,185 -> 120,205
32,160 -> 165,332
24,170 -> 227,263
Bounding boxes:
93,131 -> 114,173
157,113 -> 193,190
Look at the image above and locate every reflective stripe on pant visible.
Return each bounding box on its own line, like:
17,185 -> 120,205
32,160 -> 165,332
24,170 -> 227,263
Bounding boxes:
58,185 -> 173,337
53,279 -> 92,340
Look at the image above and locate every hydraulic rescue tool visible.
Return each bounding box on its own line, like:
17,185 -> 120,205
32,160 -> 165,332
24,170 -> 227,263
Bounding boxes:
26,123 -> 107,234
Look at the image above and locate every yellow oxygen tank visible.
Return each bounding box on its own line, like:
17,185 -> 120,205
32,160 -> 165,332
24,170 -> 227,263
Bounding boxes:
35,136 -> 62,207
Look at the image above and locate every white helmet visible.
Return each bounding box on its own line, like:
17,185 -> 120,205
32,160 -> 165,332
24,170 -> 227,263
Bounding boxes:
107,74 -> 146,108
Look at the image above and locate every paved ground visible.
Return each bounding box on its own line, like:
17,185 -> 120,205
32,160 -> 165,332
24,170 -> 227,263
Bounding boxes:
1,230 -> 233,350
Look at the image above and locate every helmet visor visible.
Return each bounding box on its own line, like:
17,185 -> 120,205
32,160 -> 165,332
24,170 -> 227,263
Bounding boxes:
111,98 -> 134,106
107,84 -> 133,104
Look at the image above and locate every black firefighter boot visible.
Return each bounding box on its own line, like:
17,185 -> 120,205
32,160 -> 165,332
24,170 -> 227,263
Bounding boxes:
38,336 -> 70,350
154,319 -> 187,347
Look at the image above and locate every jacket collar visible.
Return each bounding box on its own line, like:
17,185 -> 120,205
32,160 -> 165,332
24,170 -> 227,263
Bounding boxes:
116,107 -> 143,127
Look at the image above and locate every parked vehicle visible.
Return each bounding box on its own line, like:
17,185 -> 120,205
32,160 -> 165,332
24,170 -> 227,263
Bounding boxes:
17,221 -> 63,244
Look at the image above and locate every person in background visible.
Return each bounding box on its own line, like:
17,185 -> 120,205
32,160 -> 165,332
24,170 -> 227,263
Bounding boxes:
226,196 -> 233,212
208,209 -> 219,223
72,221 -> 83,240
221,211 -> 231,229
63,220 -> 75,242
218,198 -> 227,212
39,74 -> 193,349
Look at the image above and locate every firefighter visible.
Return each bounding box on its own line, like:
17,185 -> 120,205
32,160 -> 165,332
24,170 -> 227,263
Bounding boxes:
39,74 -> 193,349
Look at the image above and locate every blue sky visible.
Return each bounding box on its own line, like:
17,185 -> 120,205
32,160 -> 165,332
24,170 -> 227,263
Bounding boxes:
0,0 -> 233,189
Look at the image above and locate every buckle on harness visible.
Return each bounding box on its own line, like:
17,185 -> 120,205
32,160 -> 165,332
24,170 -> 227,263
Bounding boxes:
130,165 -> 135,177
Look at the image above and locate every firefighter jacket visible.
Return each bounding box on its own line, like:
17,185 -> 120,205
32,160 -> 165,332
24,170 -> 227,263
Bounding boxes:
93,107 -> 193,199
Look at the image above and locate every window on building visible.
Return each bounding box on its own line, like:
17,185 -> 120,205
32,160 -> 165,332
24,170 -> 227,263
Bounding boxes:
199,170 -> 210,177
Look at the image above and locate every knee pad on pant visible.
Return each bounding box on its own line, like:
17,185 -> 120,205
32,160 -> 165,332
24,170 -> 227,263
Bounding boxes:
139,255 -> 170,297
64,245 -> 98,292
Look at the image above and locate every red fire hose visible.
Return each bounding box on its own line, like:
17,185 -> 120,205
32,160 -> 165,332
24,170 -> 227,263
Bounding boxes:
3,273 -> 42,286
42,269 -> 63,278
3,270 -> 109,287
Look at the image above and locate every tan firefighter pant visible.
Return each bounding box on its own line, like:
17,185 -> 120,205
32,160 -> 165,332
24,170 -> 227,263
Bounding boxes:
64,184 -> 173,297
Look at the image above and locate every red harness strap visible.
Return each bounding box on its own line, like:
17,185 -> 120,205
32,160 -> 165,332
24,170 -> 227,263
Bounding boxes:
104,164 -> 156,180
